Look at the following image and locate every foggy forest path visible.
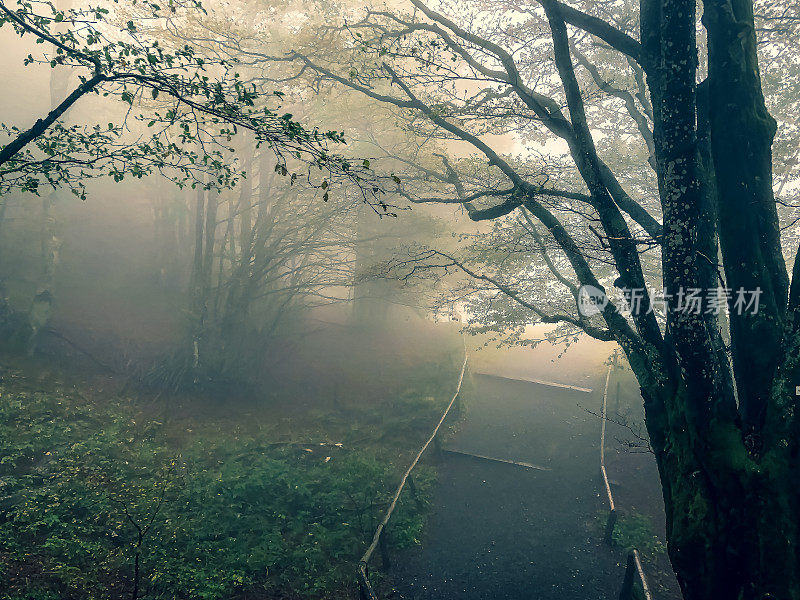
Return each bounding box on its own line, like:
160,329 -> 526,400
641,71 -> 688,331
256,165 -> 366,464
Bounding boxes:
391,373 -> 624,600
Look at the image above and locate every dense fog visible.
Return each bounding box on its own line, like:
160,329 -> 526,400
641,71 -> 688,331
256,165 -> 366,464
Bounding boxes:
1,0 -> 799,599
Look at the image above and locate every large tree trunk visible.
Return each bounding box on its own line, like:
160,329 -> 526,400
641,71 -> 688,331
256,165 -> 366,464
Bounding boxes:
703,0 -> 786,436
632,0 -> 800,596
634,370 -> 799,600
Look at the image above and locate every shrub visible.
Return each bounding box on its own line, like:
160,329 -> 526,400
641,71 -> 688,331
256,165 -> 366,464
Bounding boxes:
0,372 -> 433,599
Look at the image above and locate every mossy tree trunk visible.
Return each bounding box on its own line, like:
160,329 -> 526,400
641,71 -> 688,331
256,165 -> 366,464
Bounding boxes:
539,0 -> 799,596
633,0 -> 800,597
636,372 -> 800,600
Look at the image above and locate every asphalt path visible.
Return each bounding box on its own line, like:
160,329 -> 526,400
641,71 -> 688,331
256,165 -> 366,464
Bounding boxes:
391,373 -> 625,600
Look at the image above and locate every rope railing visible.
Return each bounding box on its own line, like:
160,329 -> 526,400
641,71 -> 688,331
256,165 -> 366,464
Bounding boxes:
357,339 -> 469,600
600,366 -> 617,542
357,348 -> 653,600
599,362 -> 653,600
471,371 -> 593,393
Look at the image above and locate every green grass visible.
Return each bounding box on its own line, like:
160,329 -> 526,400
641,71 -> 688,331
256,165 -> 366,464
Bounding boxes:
0,364 -> 450,600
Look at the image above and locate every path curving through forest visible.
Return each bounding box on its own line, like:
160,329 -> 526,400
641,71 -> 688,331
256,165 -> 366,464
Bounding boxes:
391,373 -> 626,600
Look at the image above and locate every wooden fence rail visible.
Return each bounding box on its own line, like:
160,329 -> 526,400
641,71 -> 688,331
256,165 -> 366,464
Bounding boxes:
357,350 -> 653,600
358,340 -> 469,600
599,363 -> 653,600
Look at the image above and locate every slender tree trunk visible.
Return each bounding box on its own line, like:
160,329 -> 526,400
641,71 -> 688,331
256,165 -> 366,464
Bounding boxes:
27,41 -> 71,354
214,197 -> 233,321
237,132 -> 254,258
0,198 -> 7,241
191,186 -> 205,306
189,185 -> 205,367
219,134 -> 256,333
201,190 -> 218,332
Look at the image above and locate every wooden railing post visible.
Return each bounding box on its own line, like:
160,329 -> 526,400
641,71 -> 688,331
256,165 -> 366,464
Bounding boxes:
408,475 -> 424,511
358,564 -> 371,600
618,550 -> 636,600
433,433 -> 443,459
604,507 -> 618,545
379,529 -> 391,571
354,343 -> 468,600
600,366 -> 616,546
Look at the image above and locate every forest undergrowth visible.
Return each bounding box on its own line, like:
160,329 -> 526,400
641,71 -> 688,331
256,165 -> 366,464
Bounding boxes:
0,351 -> 466,600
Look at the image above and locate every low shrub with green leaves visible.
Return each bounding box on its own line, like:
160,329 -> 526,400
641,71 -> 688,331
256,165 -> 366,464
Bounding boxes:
0,370 -> 435,599
609,511 -> 666,560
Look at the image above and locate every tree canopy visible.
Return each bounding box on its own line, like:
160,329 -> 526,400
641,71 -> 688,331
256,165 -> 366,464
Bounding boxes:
0,0 -> 380,200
